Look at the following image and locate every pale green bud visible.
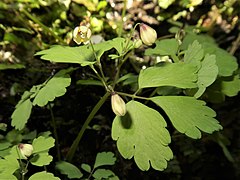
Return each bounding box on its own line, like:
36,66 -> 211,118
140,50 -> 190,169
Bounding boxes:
18,143 -> 33,159
111,93 -> 126,116
139,23 -> 157,46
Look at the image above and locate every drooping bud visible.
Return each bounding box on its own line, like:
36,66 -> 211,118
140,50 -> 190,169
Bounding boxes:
18,143 -> 33,159
139,23 -> 157,46
73,25 -> 92,45
111,93 -> 126,116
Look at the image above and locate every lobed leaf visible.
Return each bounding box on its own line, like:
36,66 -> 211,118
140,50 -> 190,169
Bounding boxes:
56,161 -> 83,179
81,163 -> 91,173
184,40 -> 204,64
112,101 -> 173,171
150,96 -> 223,139
36,38 -> 131,65
92,169 -> 118,180
94,152 -> 116,169
29,171 -> 60,180
30,152 -> 53,166
181,33 -> 238,77
11,99 -> 32,130
194,54 -> 218,98
32,136 -> 55,153
139,63 -> 198,89
32,69 -> 72,107
145,38 -> 179,56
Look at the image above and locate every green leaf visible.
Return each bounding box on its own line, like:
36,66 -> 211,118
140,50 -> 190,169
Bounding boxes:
30,152 -> 53,166
0,141 -> 11,150
11,99 -> 32,130
184,40 -> 204,64
139,63 -> 198,89
112,101 -> 173,171
194,54 -> 218,98
150,96 -> 223,139
0,173 -> 17,180
81,163 -> 91,173
36,38 -> 131,65
181,33 -> 238,77
32,69 -> 72,107
213,47 -> 238,77
0,123 -> 7,131
94,152 -> 116,169
29,171 -> 60,180
35,45 -> 96,66
0,146 -> 20,174
221,74 -> 240,96
145,39 -> 179,56
32,136 -> 55,153
92,169 -> 118,179
56,161 -> 83,179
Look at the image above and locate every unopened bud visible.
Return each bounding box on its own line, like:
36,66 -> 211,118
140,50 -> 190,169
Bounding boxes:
139,23 -> 157,46
111,93 -> 126,116
18,143 -> 33,159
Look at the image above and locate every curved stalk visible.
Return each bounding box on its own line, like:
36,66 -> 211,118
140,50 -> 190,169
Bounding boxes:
66,92 -> 110,162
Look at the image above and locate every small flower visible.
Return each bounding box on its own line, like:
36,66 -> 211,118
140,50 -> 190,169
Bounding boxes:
18,143 -> 33,159
111,93 -> 126,116
73,25 -> 92,45
139,23 -> 157,46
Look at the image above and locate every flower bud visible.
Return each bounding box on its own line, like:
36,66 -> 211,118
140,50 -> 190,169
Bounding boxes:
18,143 -> 33,159
73,25 -> 92,45
139,23 -> 157,46
111,93 -> 126,116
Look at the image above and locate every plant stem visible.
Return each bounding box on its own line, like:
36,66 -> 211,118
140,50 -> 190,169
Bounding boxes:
48,104 -> 61,161
112,50 -> 133,89
89,41 -> 109,91
116,91 -> 149,100
66,92 -> 110,162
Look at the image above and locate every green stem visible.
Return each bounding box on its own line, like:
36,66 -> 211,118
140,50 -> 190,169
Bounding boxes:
21,9 -> 65,44
112,50 -> 133,89
89,41 -> 109,91
90,65 -> 109,91
48,104 -> 61,161
16,146 -> 25,180
171,54 -> 179,63
116,91 -> 149,100
66,92 -> 110,162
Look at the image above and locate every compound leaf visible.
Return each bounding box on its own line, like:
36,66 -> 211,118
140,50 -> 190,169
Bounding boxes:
56,161 -> 83,179
139,63 -> 198,89
112,101 -> 173,171
29,171 -> 60,180
32,136 -> 55,153
145,39 -> 179,56
150,96 -> 223,139
94,152 -> 116,169
11,99 -> 32,130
